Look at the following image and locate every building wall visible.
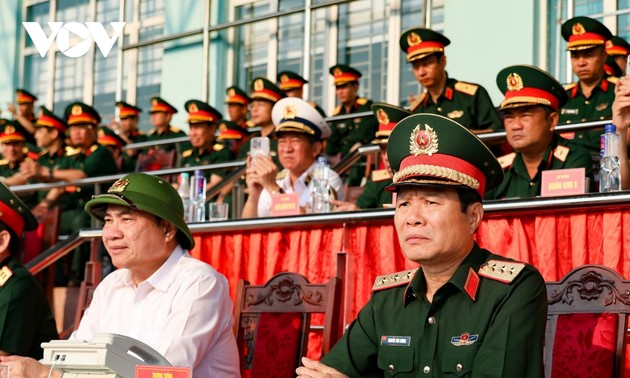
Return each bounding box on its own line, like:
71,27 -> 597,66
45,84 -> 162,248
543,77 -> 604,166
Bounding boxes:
0,0 -> 21,116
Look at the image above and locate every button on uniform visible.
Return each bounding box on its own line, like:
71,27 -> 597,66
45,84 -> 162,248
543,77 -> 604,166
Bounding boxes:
428,316 -> 436,325
388,364 -> 395,373
456,363 -> 464,372
423,366 -> 431,374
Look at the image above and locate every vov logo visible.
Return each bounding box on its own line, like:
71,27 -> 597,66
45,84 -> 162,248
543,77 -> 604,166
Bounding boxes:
23,22 -> 126,58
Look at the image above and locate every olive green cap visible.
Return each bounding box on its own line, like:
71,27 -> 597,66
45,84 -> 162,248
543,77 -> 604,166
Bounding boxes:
399,27 -> 450,62
496,65 -> 568,111
84,173 -> 194,250
561,16 -> 612,51
386,113 -> 502,197
0,181 -> 38,236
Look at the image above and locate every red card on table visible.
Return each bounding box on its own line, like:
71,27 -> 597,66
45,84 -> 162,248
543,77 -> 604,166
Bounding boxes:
541,168 -> 586,197
136,366 -> 191,377
270,192 -> 300,216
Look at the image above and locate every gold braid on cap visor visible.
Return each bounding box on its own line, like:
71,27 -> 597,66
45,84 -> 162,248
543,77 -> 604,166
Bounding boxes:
500,96 -> 552,109
393,164 -> 480,190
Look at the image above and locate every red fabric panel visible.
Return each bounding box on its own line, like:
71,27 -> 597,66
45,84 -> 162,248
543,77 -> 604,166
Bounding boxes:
551,313 -> 618,378
250,312 -> 303,378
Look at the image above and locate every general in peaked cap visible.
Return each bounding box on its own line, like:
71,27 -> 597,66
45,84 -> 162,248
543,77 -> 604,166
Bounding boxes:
561,16 -> 612,51
371,103 -> 411,144
386,113 -> 503,197
0,121 -> 29,143
217,120 -> 248,140
399,27 -> 450,63
65,102 -> 101,126
329,64 -> 362,86
272,97 -> 331,141
16,89 -> 38,105
36,106 -> 66,133
250,77 -> 285,103
116,101 -> 142,119
277,71 -> 308,91
604,55 -> 623,78
185,100 -> 223,124
225,86 -> 251,106
496,65 -> 568,111
606,35 -> 630,57
149,97 -> 178,114
97,127 -> 126,148
85,173 -> 194,249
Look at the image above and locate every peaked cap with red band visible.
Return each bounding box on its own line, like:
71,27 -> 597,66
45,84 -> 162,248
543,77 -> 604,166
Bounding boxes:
97,127 -> 126,148
225,86 -> 251,106
16,89 -> 38,104
371,102 -> 411,144
329,64 -> 362,86
35,106 -> 66,133
496,65 -> 568,111
116,101 -> 142,119
217,120 -> 249,140
399,27 -> 450,63
277,71 -> 308,91
0,121 -> 28,143
149,97 -> 178,114
562,16 -> 612,51
250,77 -> 285,103
385,113 -> 503,197
64,102 -> 101,126
0,182 -> 38,236
185,99 -> 223,124
606,36 -> 630,57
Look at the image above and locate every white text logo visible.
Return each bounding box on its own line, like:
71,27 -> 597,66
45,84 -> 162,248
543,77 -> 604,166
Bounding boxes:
23,22 -> 125,58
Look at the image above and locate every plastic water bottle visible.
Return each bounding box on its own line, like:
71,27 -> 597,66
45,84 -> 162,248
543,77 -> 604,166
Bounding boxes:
600,124 -> 621,192
189,170 -> 207,222
311,156 -> 331,213
177,172 -> 191,222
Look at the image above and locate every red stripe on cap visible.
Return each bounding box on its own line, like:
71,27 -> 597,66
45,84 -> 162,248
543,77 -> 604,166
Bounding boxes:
98,135 -> 123,147
0,201 -> 25,236
37,115 -> 66,132
119,108 -> 139,118
378,122 -> 397,133
151,104 -> 174,114
219,129 -> 246,140
187,110 -> 215,123
504,87 -> 560,110
407,41 -> 445,57
16,94 -> 35,104
227,95 -> 250,105
68,114 -> 98,125
568,32 -> 606,47
253,89 -> 283,102
334,73 -> 360,85
279,79 -> 305,90
398,153 -> 486,195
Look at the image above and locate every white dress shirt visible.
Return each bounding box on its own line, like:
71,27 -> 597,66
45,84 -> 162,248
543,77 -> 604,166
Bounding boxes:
257,161 -> 345,217
71,246 -> 240,378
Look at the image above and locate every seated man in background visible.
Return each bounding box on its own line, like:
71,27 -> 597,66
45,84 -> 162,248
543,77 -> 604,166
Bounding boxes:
332,103 -> 411,211
297,113 -> 547,377
0,182 -> 58,359
486,64 -> 595,199
97,127 -> 135,173
0,120 -> 40,207
110,101 -> 147,160
606,35 -> 630,76
147,97 -> 186,152
1,173 -> 240,376
242,97 -> 344,218
6,89 -> 38,146
225,85 -> 253,129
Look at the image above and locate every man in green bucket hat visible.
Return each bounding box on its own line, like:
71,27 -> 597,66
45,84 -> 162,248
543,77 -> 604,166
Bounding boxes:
1,173 -> 240,376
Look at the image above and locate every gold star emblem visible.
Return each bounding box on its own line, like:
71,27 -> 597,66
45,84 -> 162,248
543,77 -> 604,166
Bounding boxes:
152,99 -> 158,106
333,68 -> 343,77
606,40 -> 613,49
407,32 -> 422,47
5,125 -> 15,134
220,124 -> 228,133
409,124 -> 439,156
506,73 -> 524,91
284,105 -> 297,119
98,129 -> 105,137
108,178 -> 129,193
189,103 -> 199,113
376,109 -> 390,125
254,79 -> 264,91
281,74 -> 289,83
227,88 -> 235,97
72,105 -> 83,116
572,23 -> 585,35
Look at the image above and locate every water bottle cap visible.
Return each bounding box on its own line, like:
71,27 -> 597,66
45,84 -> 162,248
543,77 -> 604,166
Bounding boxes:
605,124 -> 617,133
317,156 -> 327,164
194,169 -> 203,176
181,172 -> 190,178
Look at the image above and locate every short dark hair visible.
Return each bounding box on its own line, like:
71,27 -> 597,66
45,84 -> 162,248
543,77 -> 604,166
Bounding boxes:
455,186 -> 482,213
0,221 -> 20,255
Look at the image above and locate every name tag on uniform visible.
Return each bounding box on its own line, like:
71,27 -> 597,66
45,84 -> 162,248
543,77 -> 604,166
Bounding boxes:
380,335 -> 411,346
560,108 -> 579,115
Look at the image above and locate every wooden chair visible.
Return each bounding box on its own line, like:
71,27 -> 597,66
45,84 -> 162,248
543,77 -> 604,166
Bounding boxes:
233,272 -> 342,377
544,265 -> 630,377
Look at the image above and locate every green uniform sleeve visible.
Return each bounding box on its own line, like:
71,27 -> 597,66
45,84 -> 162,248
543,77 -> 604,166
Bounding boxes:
0,275 -> 44,357
326,121 -> 343,156
83,146 -> 119,177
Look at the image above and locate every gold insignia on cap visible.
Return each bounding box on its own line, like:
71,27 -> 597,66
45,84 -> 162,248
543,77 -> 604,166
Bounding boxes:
284,105 -> 297,119
506,73 -> 524,91
280,74 -> 289,83
16,90 -> 23,96
254,79 -> 264,91
117,103 -> 124,110
98,129 -> 105,137
376,109 -> 390,125
410,124 -> 439,156
333,68 -> 343,77
606,40 -> 613,49
227,88 -> 235,96
72,105 -> 83,116
108,178 -> 129,193
407,32 -> 422,47
4,125 -> 15,134
152,99 -> 158,106
189,103 -> 198,113
220,124 -> 228,133
572,22 -> 585,35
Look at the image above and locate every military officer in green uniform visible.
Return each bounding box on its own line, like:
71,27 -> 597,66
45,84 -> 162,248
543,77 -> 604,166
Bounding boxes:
0,121 -> 40,207
486,65 -> 595,200
217,119 -> 250,156
113,101 -> 147,159
0,182 -> 58,358
401,28 -> 502,135
297,114 -> 547,377
225,86 -> 254,130
7,88 -> 38,147
559,16 -> 615,152
277,71 -> 326,117
333,103 -> 411,211
147,97 -> 187,151
606,35 -> 630,76
97,127 -> 135,173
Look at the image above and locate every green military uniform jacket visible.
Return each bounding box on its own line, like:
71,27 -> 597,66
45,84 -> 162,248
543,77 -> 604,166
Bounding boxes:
0,257 -> 58,359
485,135 -> 595,200
0,154 -> 39,208
127,129 -> 148,144
410,77 -> 502,132
559,76 -> 617,152
326,98 -> 378,157
179,144 -> 234,179
356,179 -> 392,209
36,147 -> 66,201
56,144 -> 119,211
321,245 -> 546,377
147,125 -> 187,151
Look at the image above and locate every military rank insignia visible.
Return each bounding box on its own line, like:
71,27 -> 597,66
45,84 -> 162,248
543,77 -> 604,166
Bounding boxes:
451,333 -> 479,346
410,124 -> 439,156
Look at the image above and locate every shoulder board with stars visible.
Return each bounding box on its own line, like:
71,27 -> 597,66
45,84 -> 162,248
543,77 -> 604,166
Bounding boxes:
212,143 -> 224,152
497,152 -> 516,169
478,260 -> 525,284
276,169 -> 288,180
410,93 -> 426,112
0,266 -> 13,287
563,82 -> 577,91
454,82 -> 478,96
332,105 -> 342,116
65,146 -> 81,156
372,268 -> 418,292
182,149 -> 193,158
169,126 -> 182,133
607,76 -> 620,85
356,97 -> 368,106
553,145 -> 570,162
